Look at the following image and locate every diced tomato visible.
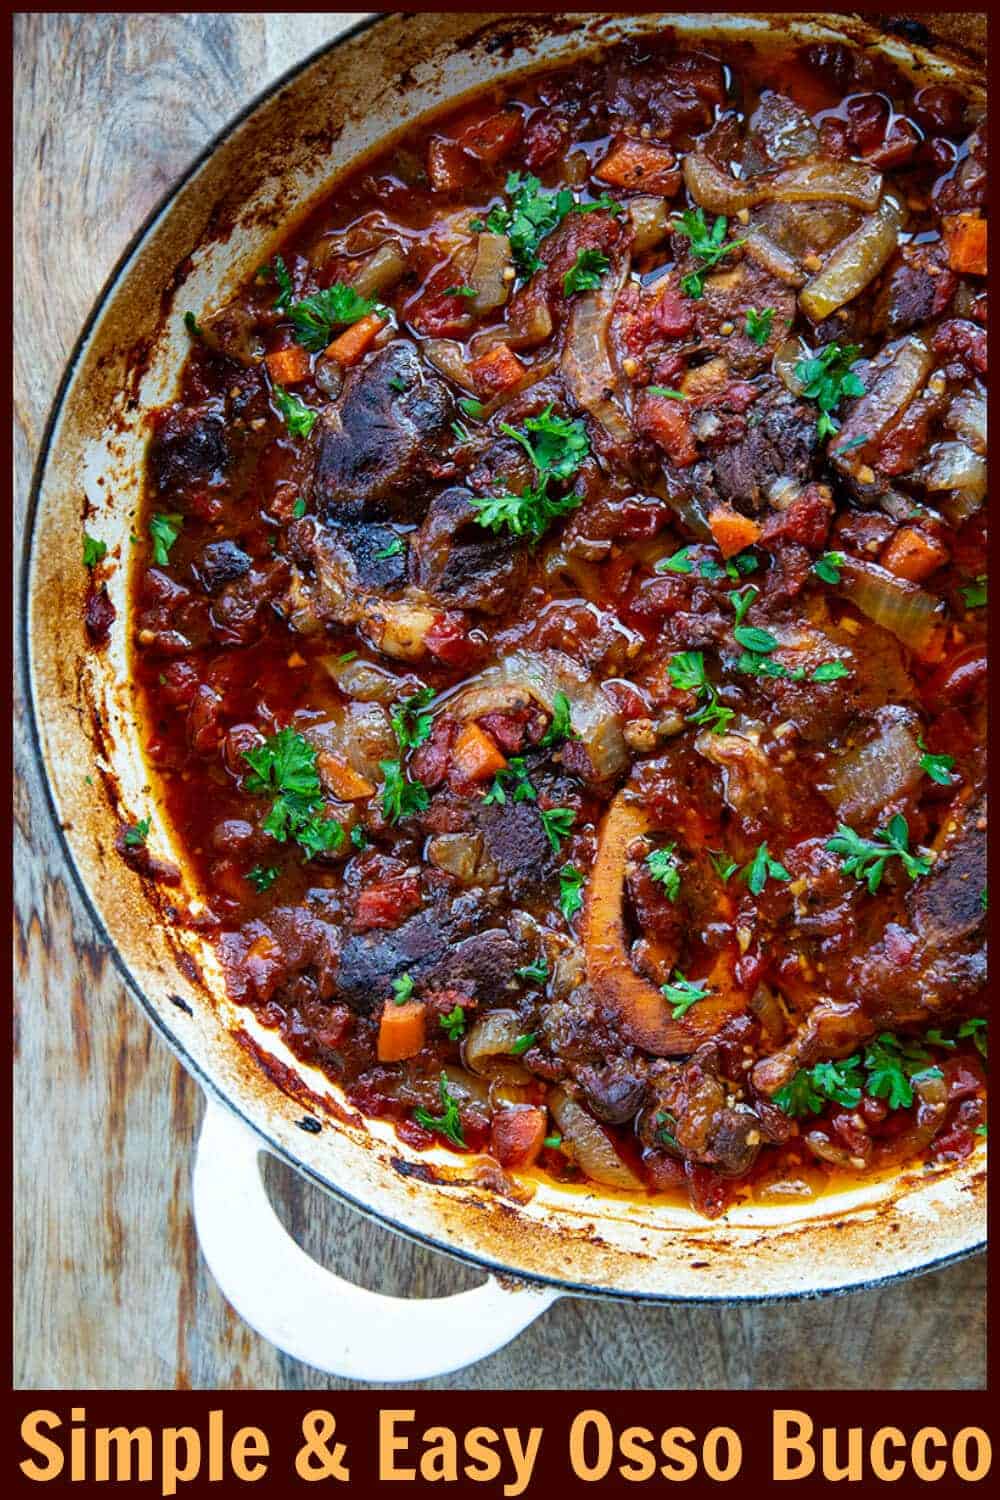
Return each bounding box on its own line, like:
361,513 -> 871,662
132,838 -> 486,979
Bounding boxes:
476,709 -> 531,754
932,318 -> 987,376
490,1107 -> 547,1169
426,136 -> 478,193
410,717 -> 458,787
354,875 -> 422,933
457,107 -> 523,164
468,342 -> 526,396
642,1150 -> 687,1191
942,1056 -> 986,1101
523,110 -> 565,170
425,611 -> 477,668
634,391 -> 697,466
654,282 -> 695,337
923,644 -> 987,710
761,484 -> 833,551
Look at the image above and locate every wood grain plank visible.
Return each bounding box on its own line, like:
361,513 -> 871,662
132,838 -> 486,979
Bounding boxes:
13,11 -> 986,1392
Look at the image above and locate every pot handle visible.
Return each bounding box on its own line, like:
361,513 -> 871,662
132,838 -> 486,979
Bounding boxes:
192,1099 -> 560,1381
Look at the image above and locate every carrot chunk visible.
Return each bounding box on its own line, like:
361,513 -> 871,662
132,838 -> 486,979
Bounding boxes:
468,342 -> 526,396
635,392 -> 698,467
708,505 -> 762,558
880,526 -> 949,584
491,1107 -> 547,1169
377,1000 -> 427,1062
595,137 -> 679,195
316,752 -> 375,801
324,311 -> 387,367
451,722 -> 508,784
265,345 -> 311,385
943,213 -> 987,276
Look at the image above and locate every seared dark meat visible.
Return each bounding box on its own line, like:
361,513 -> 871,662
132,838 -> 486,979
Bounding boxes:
194,539 -> 252,594
312,342 -> 454,521
337,910 -> 521,1013
410,487 -> 525,613
478,799 -> 558,901
149,401 -> 230,496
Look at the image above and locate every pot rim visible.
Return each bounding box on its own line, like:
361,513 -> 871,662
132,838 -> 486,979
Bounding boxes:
22,9 -> 986,1306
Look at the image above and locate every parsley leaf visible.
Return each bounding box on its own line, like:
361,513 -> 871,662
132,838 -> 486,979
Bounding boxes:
272,385 -> 317,438
812,660 -> 850,682
733,624 -> 778,654
516,957 -> 549,983
667,650 -> 733,735
672,207 -> 745,298
444,285 -> 477,298
374,536 -> 405,560
813,550 -> 847,585
123,818 -> 150,848
646,386 -> 687,400
472,406 -> 589,542
794,342 -> 865,441
440,1004 -> 466,1039
958,1017 -> 987,1060
563,248 -> 611,296
660,971 -> 710,1019
540,690 -> 576,748
647,844 -> 681,902
961,574 -> 987,609
413,1072 -> 466,1148
774,1055 -> 864,1117
656,546 -> 694,574
510,1032 -> 537,1056
247,864 -> 278,893
379,759 -> 430,824
540,806 -> 575,852
149,512 -> 183,566
391,686 -> 434,750
709,849 -> 738,883
458,396 -> 485,420
292,496 -> 307,519
740,841 -> 791,896
559,863 -> 585,924
483,172 -> 621,276
391,972 -> 415,1006
728,585 -> 759,627
918,737 -> 957,786
864,1033 -> 938,1111
744,306 -> 774,346
288,281 -> 380,352
827,814 -> 931,894
482,756 -> 536,807
350,823 -> 368,850
244,727 -> 344,859
183,310 -> 203,339
83,534 -> 107,569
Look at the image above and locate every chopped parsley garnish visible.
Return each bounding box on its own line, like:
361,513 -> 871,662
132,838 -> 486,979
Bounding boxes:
510,1032 -> 537,1056
247,864 -> 278,893
728,585 -> 759,627
479,171 -> 623,277
350,823 -> 368,850
740,841 -> 791,896
387,375 -> 408,394
391,686 -> 434,750
559,863 -> 585,924
672,207 -> 746,299
149,512 -> 183,566
667,650 -> 734,735
372,535 -> 404,561
123,818 -> 150,848
812,550 -> 847,585
563,249 -> 611,296
918,738 -> 957,786
864,1034 -> 940,1111
183,310 -> 203,339
451,420 -> 471,444
827,814 -> 931,894
543,1134 -> 563,1150
540,806 -> 575,852
660,971 -> 710,1019
379,759 -> 430,824
516,957 -> 549,983
243,727 -> 344,859
471,405 -> 590,542
744,306 -> 774,346
272,385 -> 317,439
83,534 -> 107,569
834,433 -> 870,457
646,386 -> 687,400
733,624 -> 779,655
444,284 -> 477,298
413,1072 -> 465,1148
391,972 -> 415,1005
812,661 -> 850,682
440,1005 -> 466,1039
794,342 -> 865,441
287,281 -> 382,352
646,844 -> 681,902
262,254 -> 294,312
959,1017 -> 987,1060
774,1056 -> 864,1117
292,496 -> 307,518
540,690 -> 576,748
709,849 -> 739,883
482,756 -> 536,806
656,546 -> 694,574
458,396 -> 485,420
775,1030 -> 952,1119
961,574 -> 987,609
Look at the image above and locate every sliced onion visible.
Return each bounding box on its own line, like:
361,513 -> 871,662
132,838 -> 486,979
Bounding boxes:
800,194 -> 906,321
351,240 -> 407,299
321,654 -> 412,704
502,285 -> 554,350
426,832 -> 496,886
948,386 -> 986,454
921,441 -> 987,505
548,1087 -> 643,1191
744,224 -> 806,286
463,1009 -> 524,1074
838,558 -> 944,659
543,543 -> 604,602
832,334 -> 932,463
561,262 -> 632,445
469,231 -> 513,315
683,153 -> 882,216
772,336 -> 809,395
422,338 -> 476,390
827,713 -> 923,820
446,648 -> 629,781
628,196 -> 670,253
360,594 -> 437,661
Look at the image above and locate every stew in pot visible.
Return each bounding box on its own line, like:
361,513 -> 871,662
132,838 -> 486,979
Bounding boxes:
96,32 -> 988,1216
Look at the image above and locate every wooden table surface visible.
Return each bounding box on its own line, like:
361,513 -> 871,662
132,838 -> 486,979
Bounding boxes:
13,11 -> 986,1392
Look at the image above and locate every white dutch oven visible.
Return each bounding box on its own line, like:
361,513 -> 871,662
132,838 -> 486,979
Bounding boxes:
25,11 -> 986,1381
